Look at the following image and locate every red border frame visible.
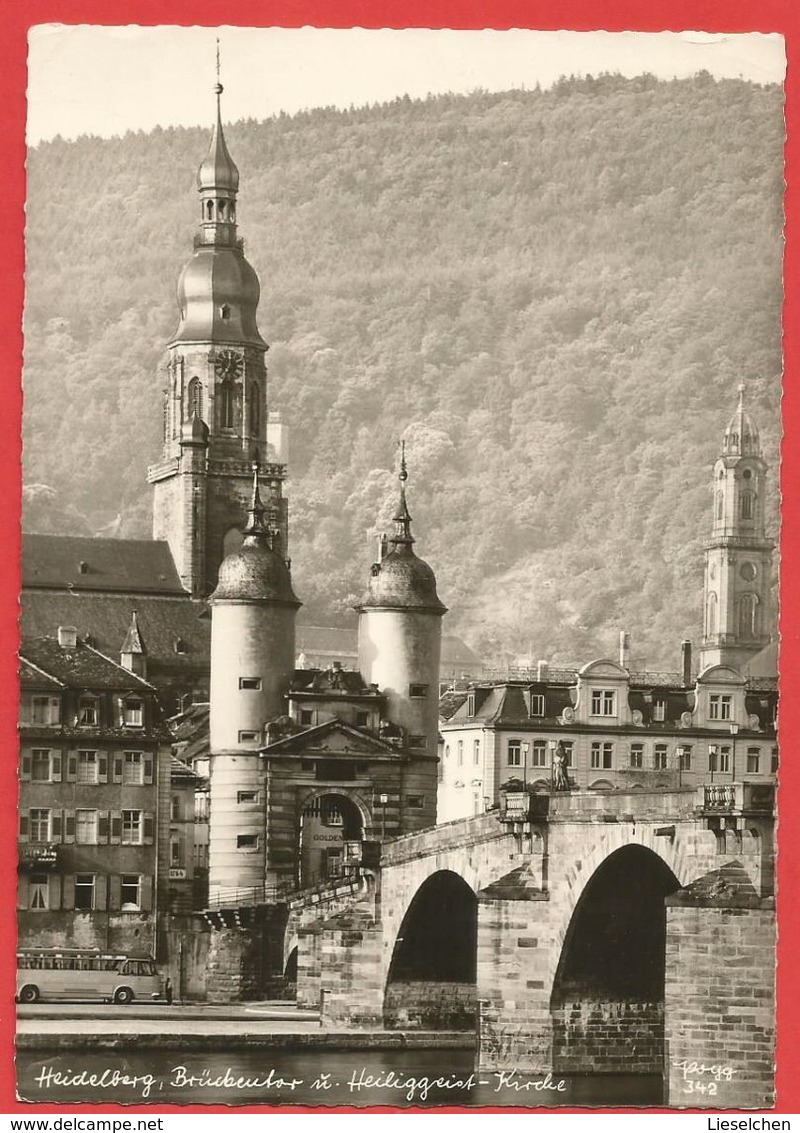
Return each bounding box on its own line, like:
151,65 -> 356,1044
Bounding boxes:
2,0 -> 797,1115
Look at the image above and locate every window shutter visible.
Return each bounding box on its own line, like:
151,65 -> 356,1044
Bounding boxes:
117,697 -> 125,727
98,752 -> 108,783
49,874 -> 62,910
95,874 -> 108,911
64,810 -> 76,844
62,874 -> 75,909
50,696 -> 60,723
18,813 -> 28,841
143,813 -> 154,845
140,876 -> 153,911
66,752 -> 77,782
108,874 -> 121,911
97,811 -> 110,844
51,753 -> 62,782
110,812 -> 122,844
17,874 -> 29,911
51,811 -> 63,841
144,754 -> 154,784
20,754 -> 31,781
113,755 -> 123,784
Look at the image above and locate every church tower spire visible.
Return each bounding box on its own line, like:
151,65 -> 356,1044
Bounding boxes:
700,384 -> 774,672
148,68 -> 287,599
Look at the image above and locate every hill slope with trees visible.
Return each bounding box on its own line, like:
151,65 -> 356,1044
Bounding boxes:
22,74 -> 784,668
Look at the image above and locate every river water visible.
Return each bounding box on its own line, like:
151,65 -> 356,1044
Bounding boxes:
17,1048 -> 662,1108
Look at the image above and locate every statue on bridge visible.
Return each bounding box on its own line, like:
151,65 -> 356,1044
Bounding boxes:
552,741 -> 571,792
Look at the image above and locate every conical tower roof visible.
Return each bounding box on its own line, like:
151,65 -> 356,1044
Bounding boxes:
722,383 -> 761,458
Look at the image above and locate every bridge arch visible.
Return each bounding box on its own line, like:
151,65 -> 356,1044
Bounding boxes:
550,844 -> 681,1079
383,869 -> 478,1029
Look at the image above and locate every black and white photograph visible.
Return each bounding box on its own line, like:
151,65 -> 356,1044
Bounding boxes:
16,24 -> 785,1109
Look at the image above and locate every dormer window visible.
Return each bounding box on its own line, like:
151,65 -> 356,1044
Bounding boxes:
529,693 -> 545,717
653,700 -> 666,723
590,689 -> 616,716
78,697 -> 99,726
467,693 -> 476,717
122,698 -> 144,727
709,694 -> 733,721
174,638 -> 187,654
30,695 -> 60,725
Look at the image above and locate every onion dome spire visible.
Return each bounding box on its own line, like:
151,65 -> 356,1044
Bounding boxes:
242,455 -> 269,539
357,444 -> 446,615
197,46 -> 239,195
391,441 -> 414,549
722,382 -> 761,458
210,454 -> 300,606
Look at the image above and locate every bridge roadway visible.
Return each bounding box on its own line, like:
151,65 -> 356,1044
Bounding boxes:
283,783 -> 774,1110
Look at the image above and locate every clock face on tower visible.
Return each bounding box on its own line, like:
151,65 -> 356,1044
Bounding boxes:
215,349 -> 244,380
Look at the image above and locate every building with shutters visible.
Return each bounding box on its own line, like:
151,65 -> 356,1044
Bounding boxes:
18,626 -> 171,953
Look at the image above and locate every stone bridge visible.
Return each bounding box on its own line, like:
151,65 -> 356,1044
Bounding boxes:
290,783 -> 774,1109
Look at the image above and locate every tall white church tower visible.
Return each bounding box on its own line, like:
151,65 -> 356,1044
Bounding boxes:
700,385 -> 774,671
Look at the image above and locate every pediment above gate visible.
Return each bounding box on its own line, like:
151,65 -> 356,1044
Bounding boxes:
261,717 -> 404,758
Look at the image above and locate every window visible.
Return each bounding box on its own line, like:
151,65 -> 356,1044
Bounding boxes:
679,746 -> 693,771
123,698 -> 144,726
31,749 -> 53,782
122,751 -> 144,785
590,690 -> 616,716
444,744 -> 450,762
457,741 -> 464,767
249,382 -> 260,434
299,711 -> 314,727
187,376 -> 203,418
653,700 -> 666,723
170,836 -> 181,866
709,694 -> 733,721
630,743 -> 644,769
239,677 -> 262,691
529,694 -> 546,717
718,746 -> 731,773
654,744 -> 668,770
31,696 -> 59,725
75,810 -> 97,845
409,684 -> 428,698
120,875 -> 141,910
78,697 -> 98,726
747,748 -> 761,774
561,742 -> 574,768
239,731 -> 259,742
77,750 -> 98,784
507,740 -> 522,767
29,873 -> 49,911
473,739 -> 481,766
738,594 -> 758,638
237,834 -> 259,851
409,735 -> 426,749
590,742 -> 613,769
219,380 -> 234,429
355,712 -> 369,728
531,740 -> 547,768
237,790 -> 259,805
407,795 -> 425,809
74,874 -> 95,911
771,746 -> 779,774
740,490 -> 755,520
29,809 -> 51,843
121,810 -> 142,845
324,806 -> 343,827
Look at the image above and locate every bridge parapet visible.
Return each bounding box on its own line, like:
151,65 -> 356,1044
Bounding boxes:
380,810 -> 507,866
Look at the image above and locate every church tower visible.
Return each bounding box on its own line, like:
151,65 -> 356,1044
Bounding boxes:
700,384 -> 774,672
148,78 -> 287,598
357,450 -> 446,828
207,463 -> 300,901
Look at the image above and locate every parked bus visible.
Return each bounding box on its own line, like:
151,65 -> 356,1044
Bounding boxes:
16,948 -> 163,1004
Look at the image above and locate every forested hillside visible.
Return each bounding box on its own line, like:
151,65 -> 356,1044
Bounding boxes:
22,74 -> 784,668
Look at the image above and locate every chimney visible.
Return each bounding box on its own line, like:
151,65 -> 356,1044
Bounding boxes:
57,626 -> 78,650
536,660 -> 549,681
619,631 -> 631,668
681,640 -> 692,685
